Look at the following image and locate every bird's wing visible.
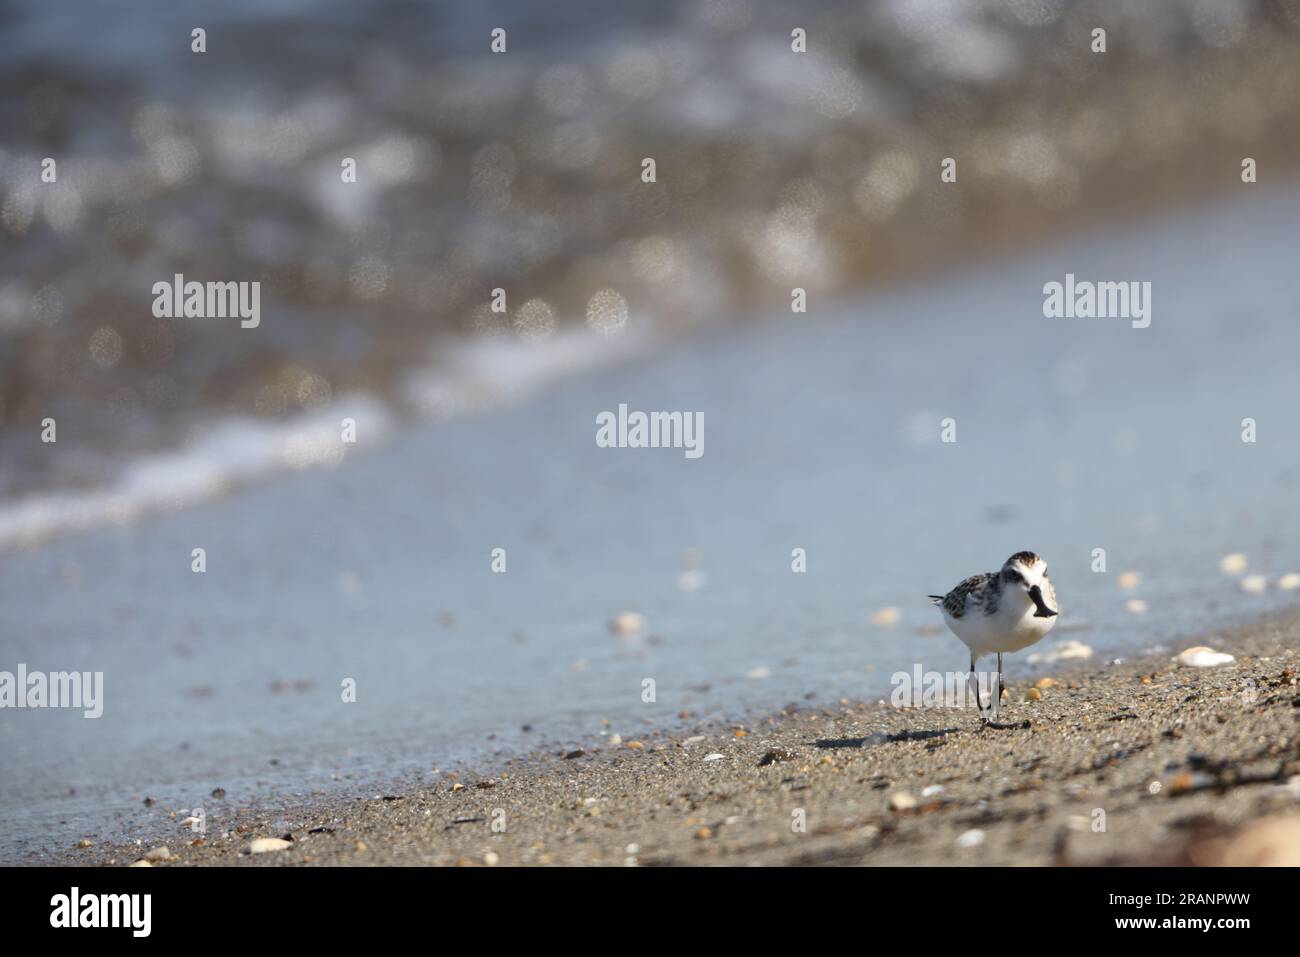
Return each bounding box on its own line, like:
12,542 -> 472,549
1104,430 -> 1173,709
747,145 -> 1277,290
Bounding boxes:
935,573 -> 994,619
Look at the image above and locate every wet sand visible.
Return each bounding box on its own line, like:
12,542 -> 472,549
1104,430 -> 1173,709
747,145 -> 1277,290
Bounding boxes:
56,610 -> 1300,867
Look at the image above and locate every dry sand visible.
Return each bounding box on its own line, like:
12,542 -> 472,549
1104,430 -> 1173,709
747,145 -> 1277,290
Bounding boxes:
58,612 -> 1300,867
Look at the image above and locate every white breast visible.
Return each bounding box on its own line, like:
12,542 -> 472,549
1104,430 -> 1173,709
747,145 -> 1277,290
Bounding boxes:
942,592 -> 1056,658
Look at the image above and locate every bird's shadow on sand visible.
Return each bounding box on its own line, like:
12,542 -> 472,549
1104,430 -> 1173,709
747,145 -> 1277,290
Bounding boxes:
810,720 -> 1028,749
811,729 -> 957,749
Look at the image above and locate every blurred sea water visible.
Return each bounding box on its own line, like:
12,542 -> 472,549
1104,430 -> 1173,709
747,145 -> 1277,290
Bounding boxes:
3,0 -> 1300,518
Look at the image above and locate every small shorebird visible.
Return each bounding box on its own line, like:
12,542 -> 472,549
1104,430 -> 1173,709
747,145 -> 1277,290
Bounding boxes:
929,551 -> 1059,721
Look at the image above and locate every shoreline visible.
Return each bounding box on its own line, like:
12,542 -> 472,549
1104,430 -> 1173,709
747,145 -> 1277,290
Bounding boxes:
8,181 -> 1300,862
47,609 -> 1300,867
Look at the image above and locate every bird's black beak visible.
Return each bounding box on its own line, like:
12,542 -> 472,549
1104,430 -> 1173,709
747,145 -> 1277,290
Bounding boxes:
1028,585 -> 1058,618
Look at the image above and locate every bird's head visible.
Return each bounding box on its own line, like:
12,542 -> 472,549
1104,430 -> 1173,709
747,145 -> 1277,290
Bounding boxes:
1001,552 -> 1057,618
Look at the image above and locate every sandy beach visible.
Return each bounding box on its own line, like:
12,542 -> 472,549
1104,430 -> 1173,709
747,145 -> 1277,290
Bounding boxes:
54,609 -> 1300,867
6,182 -> 1300,866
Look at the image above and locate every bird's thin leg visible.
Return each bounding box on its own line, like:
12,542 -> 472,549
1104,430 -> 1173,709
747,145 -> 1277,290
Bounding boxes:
970,653 -> 985,719
997,652 -> 1004,719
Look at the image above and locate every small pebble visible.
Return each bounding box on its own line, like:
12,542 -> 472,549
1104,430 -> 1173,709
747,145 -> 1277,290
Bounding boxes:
889,792 -> 916,811
143,845 -> 171,861
1212,815 -> 1300,866
871,607 -> 901,627
1027,640 -> 1093,664
1219,553 -> 1247,575
609,611 -> 647,635
1240,575 -> 1268,595
248,837 -> 292,854
1117,571 -> 1141,591
1174,647 -> 1235,668
956,829 -> 986,848
703,753 -> 725,762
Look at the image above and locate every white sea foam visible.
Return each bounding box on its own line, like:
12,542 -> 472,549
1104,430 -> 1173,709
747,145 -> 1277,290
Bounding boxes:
0,397 -> 389,550
0,327 -> 653,551
400,324 -> 651,421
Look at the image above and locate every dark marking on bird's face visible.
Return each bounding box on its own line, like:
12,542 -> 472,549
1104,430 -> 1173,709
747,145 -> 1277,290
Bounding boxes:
1028,584 -> 1058,618
1001,557 -> 1058,616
